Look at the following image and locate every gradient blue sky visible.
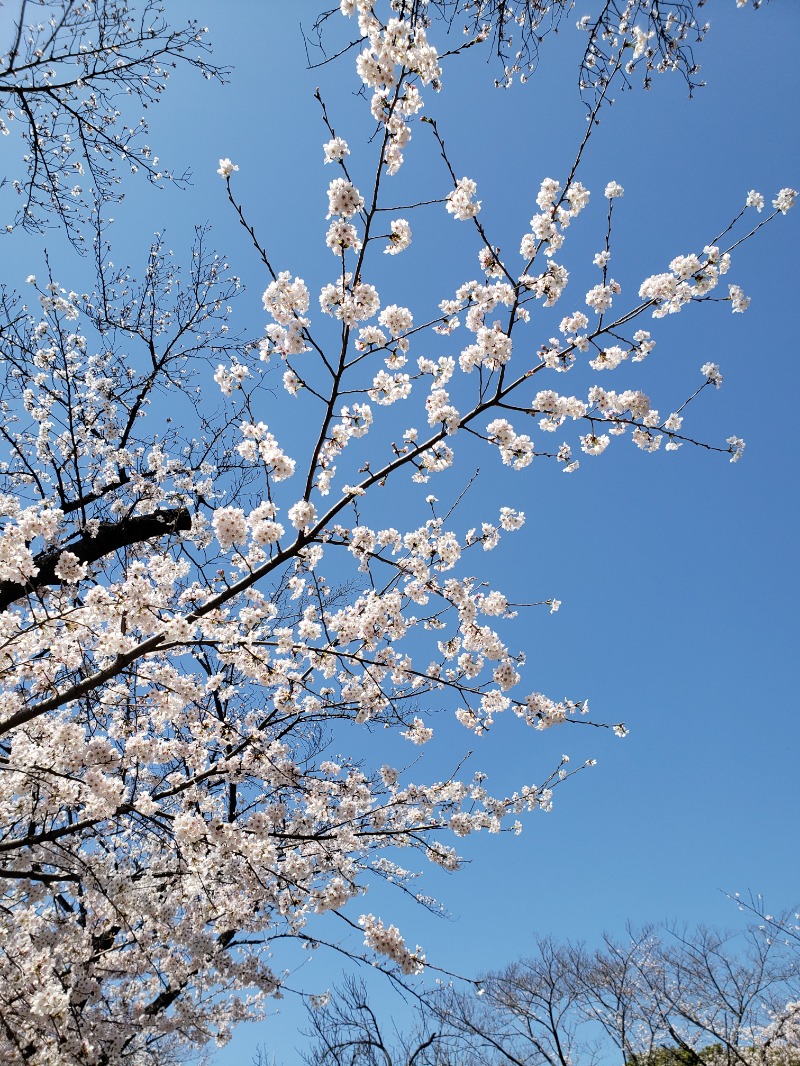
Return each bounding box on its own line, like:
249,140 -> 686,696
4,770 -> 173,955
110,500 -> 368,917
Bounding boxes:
1,2 -> 798,1063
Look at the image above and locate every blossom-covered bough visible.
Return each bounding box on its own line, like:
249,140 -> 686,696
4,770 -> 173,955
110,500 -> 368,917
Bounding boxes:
0,0 -> 794,1061
308,0 -> 736,98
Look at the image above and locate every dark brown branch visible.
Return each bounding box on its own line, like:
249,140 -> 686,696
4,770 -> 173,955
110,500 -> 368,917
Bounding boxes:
0,506 -> 191,612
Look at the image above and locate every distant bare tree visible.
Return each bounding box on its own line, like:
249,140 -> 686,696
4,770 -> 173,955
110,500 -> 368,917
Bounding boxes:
294,913 -> 800,1066
0,0 -> 225,241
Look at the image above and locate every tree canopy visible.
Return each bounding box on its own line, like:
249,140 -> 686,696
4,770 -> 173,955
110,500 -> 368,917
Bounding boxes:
0,1 -> 795,1063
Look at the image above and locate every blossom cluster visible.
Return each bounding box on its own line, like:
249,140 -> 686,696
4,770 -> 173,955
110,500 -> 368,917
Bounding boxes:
343,3 -> 441,174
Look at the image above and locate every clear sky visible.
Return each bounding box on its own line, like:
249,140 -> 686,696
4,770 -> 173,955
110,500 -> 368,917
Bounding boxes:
1,2 -> 798,1063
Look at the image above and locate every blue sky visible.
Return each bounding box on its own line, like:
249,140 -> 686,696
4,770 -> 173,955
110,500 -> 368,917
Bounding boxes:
2,1 -> 798,1062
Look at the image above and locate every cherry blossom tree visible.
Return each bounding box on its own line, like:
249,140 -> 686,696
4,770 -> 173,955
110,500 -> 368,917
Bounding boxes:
0,0 -> 795,1063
